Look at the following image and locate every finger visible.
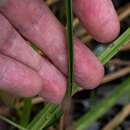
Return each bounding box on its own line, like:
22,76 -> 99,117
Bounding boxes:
73,0 -> 120,43
0,0 -> 104,89
0,14 -> 66,103
0,53 -> 42,97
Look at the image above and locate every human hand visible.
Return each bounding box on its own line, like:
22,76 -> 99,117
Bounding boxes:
0,0 -> 120,103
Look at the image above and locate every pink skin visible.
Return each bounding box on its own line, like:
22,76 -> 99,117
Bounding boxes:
73,0 -> 120,43
0,53 -> 42,97
0,0 -> 120,103
0,0 -> 104,90
0,14 -> 66,103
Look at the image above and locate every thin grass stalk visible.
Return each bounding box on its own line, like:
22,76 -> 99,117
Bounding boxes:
99,28 -> 130,64
20,98 -> 32,127
0,115 -> 27,130
65,0 -> 73,96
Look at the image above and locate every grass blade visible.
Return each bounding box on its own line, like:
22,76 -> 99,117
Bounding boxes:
99,28 -> 130,64
20,98 -> 32,127
27,104 -> 61,130
66,0 -> 73,96
75,77 -> 130,130
62,0 -> 74,129
0,115 -> 27,130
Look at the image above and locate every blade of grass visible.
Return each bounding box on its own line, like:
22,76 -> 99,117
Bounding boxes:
65,0 -> 73,96
27,104 -> 61,130
0,115 -> 27,130
99,27 -> 130,64
62,0 -> 74,129
75,77 -> 130,130
27,28 -> 130,130
20,98 -> 32,127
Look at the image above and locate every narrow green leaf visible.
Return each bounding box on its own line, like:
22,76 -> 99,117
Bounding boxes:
66,0 -> 73,96
27,104 -> 61,130
99,27 -> 130,64
75,77 -> 130,130
0,115 -> 27,130
20,98 -> 32,127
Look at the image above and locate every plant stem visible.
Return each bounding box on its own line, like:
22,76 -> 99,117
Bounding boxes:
66,0 -> 73,96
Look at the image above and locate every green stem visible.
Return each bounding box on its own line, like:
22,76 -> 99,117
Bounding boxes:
0,115 -> 27,130
20,98 -> 32,127
66,0 -> 73,96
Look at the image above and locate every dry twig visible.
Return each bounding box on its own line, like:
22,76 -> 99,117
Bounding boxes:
102,67 -> 130,84
102,104 -> 130,130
